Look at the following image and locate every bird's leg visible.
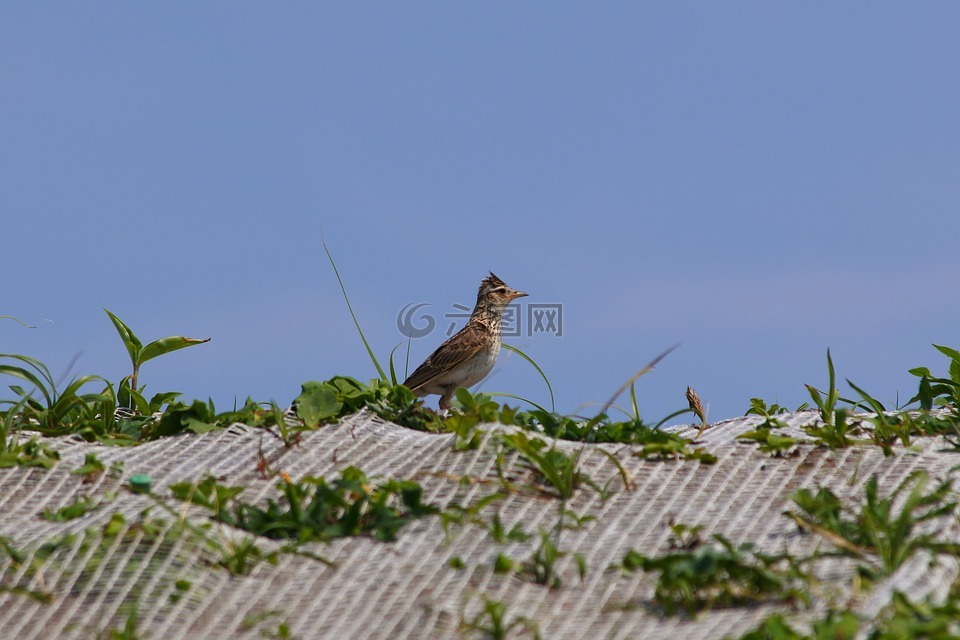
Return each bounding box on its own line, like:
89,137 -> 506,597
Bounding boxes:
439,388 -> 454,412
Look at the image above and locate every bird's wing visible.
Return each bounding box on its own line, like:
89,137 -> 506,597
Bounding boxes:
402,324 -> 487,391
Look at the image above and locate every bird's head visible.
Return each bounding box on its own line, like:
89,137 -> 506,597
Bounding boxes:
477,272 -> 527,309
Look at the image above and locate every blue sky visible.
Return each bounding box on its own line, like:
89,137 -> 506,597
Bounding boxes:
3,5 -> 959,424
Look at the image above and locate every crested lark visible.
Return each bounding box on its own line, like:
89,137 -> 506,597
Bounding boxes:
403,273 -> 527,411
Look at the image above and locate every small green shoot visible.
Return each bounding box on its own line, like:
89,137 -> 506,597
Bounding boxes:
72,452 -> 107,482
518,527 -> 586,589
104,308 -> 209,394
737,426 -> 800,456
667,521 -> 704,550
105,604 -> 142,640
745,398 -> 806,417
41,495 -> 100,522
242,611 -> 299,640
805,348 -> 841,426
459,597 -> 540,640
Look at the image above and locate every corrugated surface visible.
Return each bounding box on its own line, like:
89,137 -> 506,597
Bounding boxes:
1,410 -> 958,638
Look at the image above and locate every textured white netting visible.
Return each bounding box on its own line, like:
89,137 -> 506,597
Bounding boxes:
2,410 -> 958,639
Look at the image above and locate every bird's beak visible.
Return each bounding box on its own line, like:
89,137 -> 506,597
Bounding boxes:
509,290 -> 528,300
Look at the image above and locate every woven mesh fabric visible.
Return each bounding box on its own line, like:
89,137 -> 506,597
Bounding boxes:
2,410 -> 958,639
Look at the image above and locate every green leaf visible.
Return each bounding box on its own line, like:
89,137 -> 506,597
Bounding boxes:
295,382 -> 344,427
140,336 -> 211,365
388,343 -> 400,386
933,344 -> 960,364
185,417 -> 220,434
104,309 -> 143,365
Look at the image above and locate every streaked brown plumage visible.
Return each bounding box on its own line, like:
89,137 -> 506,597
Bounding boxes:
403,273 -> 527,410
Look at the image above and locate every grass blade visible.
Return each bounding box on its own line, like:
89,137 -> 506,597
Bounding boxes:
388,343 -> 401,386
0,316 -> 36,329
485,392 -> 549,413
502,344 -> 554,413
321,236 -> 388,382
588,344 -> 680,430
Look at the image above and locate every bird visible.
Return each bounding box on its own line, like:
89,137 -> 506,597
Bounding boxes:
403,272 -> 527,411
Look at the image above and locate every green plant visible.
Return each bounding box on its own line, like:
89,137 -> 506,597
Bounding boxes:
242,611 -> 299,640
736,610 -> 859,639
440,492 -> 511,541
41,495 -> 100,522
909,344 -> 960,411
802,408 -> 867,449
499,432 -> 588,500
787,471 -> 959,581
898,411 -> 960,450
0,535 -> 53,602
798,350 -> 873,451
0,353 -> 115,436
105,605 -> 143,640
619,533 -> 806,616
22,512 -> 201,616
666,521 -> 704,550
631,426 -> 718,463
805,348 -> 842,426
294,376 -> 444,432
737,425 -> 800,456
141,397 -> 279,441
72,452 -> 106,481
485,511 -> 532,544
170,467 -> 439,543
516,527 -> 586,589
459,597 -> 540,640
104,308 -> 209,394
0,410 -> 60,469
217,535 -> 272,576
873,589 -> 960,639
745,397 -> 807,417
738,582 -> 960,640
